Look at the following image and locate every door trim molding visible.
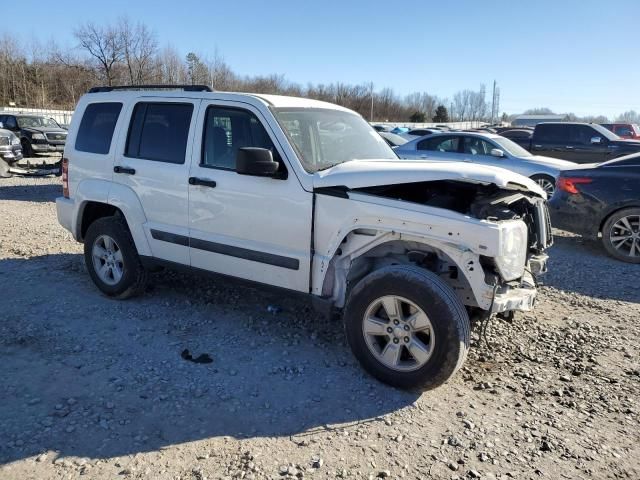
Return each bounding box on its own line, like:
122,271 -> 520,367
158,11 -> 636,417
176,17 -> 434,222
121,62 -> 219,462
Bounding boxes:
150,229 -> 300,270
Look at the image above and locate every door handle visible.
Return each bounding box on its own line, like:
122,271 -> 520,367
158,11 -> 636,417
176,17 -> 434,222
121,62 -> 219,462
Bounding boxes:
533,144 -> 542,148
565,146 -> 574,149
114,166 -> 135,175
189,177 -> 217,188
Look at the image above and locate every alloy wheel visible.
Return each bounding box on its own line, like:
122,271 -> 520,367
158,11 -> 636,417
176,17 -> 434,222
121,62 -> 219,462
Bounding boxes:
609,215 -> 640,258
92,234 -> 124,285
362,295 -> 435,372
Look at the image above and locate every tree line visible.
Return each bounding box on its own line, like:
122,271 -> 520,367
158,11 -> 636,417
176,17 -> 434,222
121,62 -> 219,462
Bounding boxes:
0,20 -> 632,124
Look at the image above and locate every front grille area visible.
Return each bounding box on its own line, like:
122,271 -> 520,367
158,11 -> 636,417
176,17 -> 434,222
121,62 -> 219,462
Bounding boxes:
45,133 -> 67,142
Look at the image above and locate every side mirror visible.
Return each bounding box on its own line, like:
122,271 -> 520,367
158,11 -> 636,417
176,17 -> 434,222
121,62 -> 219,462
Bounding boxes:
236,147 -> 279,177
590,136 -> 602,144
490,148 -> 505,158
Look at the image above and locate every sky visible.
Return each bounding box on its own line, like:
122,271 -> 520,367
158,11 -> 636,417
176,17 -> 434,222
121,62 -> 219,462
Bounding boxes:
5,0 -> 639,118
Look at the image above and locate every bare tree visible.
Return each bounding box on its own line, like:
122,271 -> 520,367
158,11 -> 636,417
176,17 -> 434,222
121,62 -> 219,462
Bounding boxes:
119,18 -> 157,85
74,22 -> 124,86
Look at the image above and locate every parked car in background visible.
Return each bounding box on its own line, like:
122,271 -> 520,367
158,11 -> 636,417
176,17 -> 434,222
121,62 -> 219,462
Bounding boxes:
524,122 -> 640,163
499,128 -> 534,149
378,131 -> 408,148
0,113 -> 67,157
394,131 -> 576,196
0,127 -> 23,165
600,123 -> 640,140
372,125 -> 391,132
390,126 -> 409,134
549,154 -> 640,263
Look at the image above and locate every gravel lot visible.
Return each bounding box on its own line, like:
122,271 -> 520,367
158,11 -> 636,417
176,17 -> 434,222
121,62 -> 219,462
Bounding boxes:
1,174 -> 638,480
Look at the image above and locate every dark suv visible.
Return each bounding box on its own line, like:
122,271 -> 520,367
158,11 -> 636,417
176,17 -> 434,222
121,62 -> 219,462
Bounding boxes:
527,122 -> 640,163
0,113 -> 67,157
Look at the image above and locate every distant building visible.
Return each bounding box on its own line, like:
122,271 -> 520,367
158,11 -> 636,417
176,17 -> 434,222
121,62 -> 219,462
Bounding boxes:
512,114 -> 567,127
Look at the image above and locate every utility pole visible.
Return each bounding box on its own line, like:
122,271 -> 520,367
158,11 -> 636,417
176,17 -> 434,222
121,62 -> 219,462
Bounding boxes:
491,80 -> 500,124
370,82 -> 374,121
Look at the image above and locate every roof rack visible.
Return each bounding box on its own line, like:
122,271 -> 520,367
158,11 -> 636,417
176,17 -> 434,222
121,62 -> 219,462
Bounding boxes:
88,85 -> 213,93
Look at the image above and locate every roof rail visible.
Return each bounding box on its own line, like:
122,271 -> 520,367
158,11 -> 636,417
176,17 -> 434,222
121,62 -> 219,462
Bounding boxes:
87,85 -> 213,93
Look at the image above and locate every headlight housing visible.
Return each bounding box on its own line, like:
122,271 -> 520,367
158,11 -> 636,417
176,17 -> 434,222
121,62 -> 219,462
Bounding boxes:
32,133 -> 46,141
11,135 -> 19,145
495,220 -> 528,281
0,136 -> 9,146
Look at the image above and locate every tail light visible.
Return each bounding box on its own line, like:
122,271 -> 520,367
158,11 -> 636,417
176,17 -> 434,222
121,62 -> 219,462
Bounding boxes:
557,177 -> 592,195
62,157 -> 69,198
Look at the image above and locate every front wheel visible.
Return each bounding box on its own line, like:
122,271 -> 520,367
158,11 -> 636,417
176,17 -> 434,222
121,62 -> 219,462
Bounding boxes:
601,208 -> 640,263
84,216 -> 148,298
344,265 -> 470,390
531,174 -> 556,197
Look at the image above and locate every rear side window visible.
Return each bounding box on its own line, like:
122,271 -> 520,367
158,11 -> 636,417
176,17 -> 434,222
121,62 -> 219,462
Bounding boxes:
126,102 -> 193,164
417,135 -> 460,152
75,103 -> 122,154
535,124 -> 566,142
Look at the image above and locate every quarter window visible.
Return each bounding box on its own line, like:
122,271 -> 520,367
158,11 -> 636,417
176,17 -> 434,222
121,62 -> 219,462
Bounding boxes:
126,102 -> 193,164
75,103 -> 122,154
202,106 -> 284,174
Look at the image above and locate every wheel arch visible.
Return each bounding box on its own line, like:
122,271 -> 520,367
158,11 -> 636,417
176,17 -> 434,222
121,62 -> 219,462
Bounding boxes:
598,203 -> 640,234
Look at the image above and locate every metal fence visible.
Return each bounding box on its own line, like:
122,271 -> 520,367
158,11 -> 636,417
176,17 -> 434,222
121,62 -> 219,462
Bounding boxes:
0,107 -> 74,126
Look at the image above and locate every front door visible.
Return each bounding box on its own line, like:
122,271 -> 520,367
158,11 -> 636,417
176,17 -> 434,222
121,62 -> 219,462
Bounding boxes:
187,101 -> 312,292
112,98 -> 200,265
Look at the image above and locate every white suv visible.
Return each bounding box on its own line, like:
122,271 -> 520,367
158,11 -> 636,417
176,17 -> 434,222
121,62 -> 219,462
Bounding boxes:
56,85 -> 551,390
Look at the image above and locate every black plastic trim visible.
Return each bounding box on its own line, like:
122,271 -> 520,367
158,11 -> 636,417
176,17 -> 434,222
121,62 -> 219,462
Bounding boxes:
149,229 -> 299,270
314,186 -> 350,198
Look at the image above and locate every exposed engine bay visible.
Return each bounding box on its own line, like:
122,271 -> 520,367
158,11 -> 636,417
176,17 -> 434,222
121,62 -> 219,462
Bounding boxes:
354,180 -> 553,254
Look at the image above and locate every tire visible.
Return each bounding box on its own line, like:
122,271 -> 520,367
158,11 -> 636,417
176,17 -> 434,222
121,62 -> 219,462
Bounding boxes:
601,208 -> 640,263
531,174 -> 556,198
344,265 -> 470,390
83,216 -> 148,298
21,139 -> 33,158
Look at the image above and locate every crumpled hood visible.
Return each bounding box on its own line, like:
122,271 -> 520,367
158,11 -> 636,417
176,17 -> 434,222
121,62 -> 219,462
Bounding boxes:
313,159 -> 547,197
526,155 -> 577,169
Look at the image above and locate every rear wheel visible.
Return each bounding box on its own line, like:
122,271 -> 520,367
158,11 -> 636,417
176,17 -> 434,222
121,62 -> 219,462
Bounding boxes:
344,265 -> 470,390
601,208 -> 640,263
84,216 -> 148,298
531,174 -> 555,197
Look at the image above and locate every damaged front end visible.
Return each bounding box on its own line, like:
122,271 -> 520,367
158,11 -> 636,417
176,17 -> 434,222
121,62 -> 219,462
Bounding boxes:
352,180 -> 552,315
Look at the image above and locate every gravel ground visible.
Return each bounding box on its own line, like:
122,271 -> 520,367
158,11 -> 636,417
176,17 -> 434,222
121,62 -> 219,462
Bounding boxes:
0,175 -> 638,480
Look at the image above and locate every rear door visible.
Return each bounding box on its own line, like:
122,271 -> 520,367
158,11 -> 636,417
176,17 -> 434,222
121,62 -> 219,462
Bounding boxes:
531,123 -> 568,158
112,98 -> 200,265
414,135 -> 462,161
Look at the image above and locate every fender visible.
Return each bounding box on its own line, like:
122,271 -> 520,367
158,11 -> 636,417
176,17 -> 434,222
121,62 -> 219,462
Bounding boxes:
312,193 -> 502,309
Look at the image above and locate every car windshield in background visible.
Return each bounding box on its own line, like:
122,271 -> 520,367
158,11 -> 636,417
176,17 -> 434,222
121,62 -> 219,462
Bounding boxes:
590,123 -> 619,140
16,116 -> 60,128
272,108 -> 397,172
491,136 -> 533,157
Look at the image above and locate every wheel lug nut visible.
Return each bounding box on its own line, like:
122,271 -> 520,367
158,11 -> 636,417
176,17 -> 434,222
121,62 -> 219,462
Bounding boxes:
393,320 -> 400,325
393,338 -> 399,344
404,337 -> 409,343
404,325 -> 410,331
387,327 -> 393,333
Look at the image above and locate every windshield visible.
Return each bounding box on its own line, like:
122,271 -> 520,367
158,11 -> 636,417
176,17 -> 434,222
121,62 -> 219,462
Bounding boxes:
16,116 -> 60,129
590,123 -> 619,140
272,108 -> 397,172
491,136 -> 533,157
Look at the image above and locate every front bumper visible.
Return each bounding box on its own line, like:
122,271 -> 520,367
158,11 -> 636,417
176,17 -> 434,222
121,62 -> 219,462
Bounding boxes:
31,143 -> 65,153
0,147 -> 23,163
490,255 -> 547,314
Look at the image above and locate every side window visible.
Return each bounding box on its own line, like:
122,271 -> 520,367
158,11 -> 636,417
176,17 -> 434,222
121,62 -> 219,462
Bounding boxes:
201,106 -> 284,173
569,126 -> 599,145
417,136 -> 459,152
75,103 -> 122,154
535,124 -> 565,142
126,102 -> 193,164
4,116 -> 17,130
615,125 -> 633,137
462,137 -> 494,155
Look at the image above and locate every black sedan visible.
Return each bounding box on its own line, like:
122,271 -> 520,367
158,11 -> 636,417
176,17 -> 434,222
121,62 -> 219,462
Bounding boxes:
549,154 -> 640,263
